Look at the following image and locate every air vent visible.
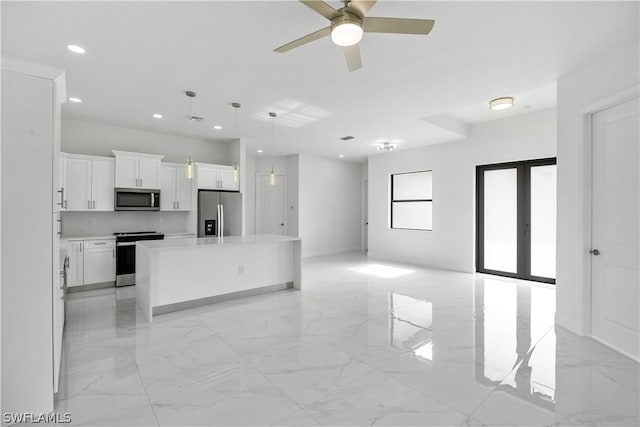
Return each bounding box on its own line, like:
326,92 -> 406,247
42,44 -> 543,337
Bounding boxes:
340,135 -> 355,141
186,115 -> 204,122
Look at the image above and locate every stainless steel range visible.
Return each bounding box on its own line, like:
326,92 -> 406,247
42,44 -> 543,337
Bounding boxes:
114,231 -> 164,286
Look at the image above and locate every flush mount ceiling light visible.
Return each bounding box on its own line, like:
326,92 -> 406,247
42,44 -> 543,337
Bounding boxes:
152,113 -> 162,119
338,154 -> 345,158
214,125 -> 222,130
67,45 -> 85,54
490,97 -> 514,111
257,149 -> 263,153
68,97 -> 82,103
377,142 -> 395,152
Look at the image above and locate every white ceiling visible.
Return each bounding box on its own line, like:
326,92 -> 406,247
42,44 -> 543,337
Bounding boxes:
3,1 -> 638,162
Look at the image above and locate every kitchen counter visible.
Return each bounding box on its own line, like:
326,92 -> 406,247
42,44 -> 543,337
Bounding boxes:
61,235 -> 116,241
138,234 -> 299,249
136,234 -> 302,321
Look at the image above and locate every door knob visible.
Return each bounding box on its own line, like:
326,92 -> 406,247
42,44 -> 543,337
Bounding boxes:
589,249 -> 600,256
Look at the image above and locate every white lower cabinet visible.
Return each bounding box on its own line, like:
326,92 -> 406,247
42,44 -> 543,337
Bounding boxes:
83,240 -> 116,284
67,240 -> 84,287
66,238 -> 116,287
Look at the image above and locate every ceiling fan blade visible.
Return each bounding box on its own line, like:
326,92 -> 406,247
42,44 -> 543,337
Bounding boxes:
274,27 -> 331,53
347,0 -> 377,17
363,17 -> 435,35
299,0 -> 340,20
344,44 -> 362,72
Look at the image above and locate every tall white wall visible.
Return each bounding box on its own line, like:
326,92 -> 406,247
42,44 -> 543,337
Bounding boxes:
556,40 -> 640,336
62,119 -> 234,164
368,108 -> 556,272
298,154 -> 363,258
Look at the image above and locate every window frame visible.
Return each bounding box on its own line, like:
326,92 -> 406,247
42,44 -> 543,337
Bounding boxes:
390,170 -> 433,231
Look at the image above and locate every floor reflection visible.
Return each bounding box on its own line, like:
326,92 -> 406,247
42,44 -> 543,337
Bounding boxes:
474,277 -> 556,409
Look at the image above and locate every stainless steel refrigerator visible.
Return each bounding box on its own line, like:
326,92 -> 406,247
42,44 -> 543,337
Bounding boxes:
197,190 -> 242,237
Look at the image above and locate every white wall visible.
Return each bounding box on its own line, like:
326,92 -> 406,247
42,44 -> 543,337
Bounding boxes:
556,40 -> 640,336
62,119 -> 234,164
298,154 -> 363,258
368,108 -> 557,272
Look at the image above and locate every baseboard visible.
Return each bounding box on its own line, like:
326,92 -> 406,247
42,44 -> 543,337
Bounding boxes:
302,246 -> 362,259
366,250 -> 473,273
67,281 -> 115,293
153,282 -> 294,316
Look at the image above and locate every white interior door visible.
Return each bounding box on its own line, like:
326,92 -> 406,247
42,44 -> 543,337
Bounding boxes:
256,173 -> 286,235
591,96 -> 639,360
364,179 -> 368,252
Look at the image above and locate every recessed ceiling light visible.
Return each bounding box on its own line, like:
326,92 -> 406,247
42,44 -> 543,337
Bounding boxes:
214,125 -> 222,130
338,154 -> 345,158
68,97 -> 82,103
489,97 -> 514,111
152,113 -> 163,119
257,149 -> 263,153
67,45 -> 85,54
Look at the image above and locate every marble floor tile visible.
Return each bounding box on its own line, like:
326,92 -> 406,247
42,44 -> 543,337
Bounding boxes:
149,366 -> 301,426
133,335 -> 248,398
56,252 -> 639,426
304,369 -> 468,426
250,340 -> 375,405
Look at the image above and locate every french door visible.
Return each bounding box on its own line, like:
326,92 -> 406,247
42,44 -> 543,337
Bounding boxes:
476,158 -> 557,284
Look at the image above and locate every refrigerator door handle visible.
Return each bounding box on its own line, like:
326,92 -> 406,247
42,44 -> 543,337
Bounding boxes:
216,204 -> 221,236
220,204 -> 224,237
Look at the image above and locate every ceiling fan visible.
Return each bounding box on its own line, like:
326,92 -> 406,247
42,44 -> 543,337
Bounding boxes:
274,0 -> 435,72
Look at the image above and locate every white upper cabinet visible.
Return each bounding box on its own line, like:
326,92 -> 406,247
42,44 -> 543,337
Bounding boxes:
61,153 -> 114,211
65,157 -> 92,211
114,153 -> 138,188
113,150 -> 164,189
196,163 -> 238,191
91,158 -> 115,211
160,163 -> 192,211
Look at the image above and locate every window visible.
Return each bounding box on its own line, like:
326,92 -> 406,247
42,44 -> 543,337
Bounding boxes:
391,170 -> 432,230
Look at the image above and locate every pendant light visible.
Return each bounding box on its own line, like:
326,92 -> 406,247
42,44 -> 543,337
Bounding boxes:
186,156 -> 193,179
269,112 -> 277,186
232,102 -> 241,183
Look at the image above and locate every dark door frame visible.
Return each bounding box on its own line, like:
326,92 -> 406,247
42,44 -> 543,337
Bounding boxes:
476,158 -> 557,284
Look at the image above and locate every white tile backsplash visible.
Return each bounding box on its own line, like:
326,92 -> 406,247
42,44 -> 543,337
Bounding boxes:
61,211 -> 189,237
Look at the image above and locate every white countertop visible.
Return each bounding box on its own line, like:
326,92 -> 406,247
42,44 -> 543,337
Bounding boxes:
138,234 -> 300,250
61,235 -> 116,241
61,232 -> 194,241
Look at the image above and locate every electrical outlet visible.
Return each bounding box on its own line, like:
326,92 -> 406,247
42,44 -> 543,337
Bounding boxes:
238,265 -> 244,274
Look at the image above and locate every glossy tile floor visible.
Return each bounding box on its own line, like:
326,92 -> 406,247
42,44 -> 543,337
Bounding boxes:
56,252 -> 639,426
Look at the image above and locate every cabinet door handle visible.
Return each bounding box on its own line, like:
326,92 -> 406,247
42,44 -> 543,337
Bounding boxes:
92,200 -> 96,209
64,200 -> 67,209
177,201 -> 180,210
113,248 -> 115,257
140,178 -> 143,187
79,243 -> 82,252
88,200 -> 91,209
93,242 -> 106,245
57,188 -> 64,207
56,218 -> 62,235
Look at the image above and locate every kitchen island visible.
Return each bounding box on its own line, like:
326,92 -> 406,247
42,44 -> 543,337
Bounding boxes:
135,234 -> 302,321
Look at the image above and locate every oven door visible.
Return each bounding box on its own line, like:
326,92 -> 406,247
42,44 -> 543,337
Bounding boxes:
115,189 -> 160,211
116,242 -> 136,286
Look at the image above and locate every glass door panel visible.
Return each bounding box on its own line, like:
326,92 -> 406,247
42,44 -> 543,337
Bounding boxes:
529,165 -> 557,279
483,169 -> 519,273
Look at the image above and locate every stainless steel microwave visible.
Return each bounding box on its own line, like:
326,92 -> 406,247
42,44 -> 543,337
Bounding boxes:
114,188 -> 160,211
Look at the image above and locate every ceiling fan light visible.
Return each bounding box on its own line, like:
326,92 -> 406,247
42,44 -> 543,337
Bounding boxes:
331,22 -> 363,47
490,97 -> 514,111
